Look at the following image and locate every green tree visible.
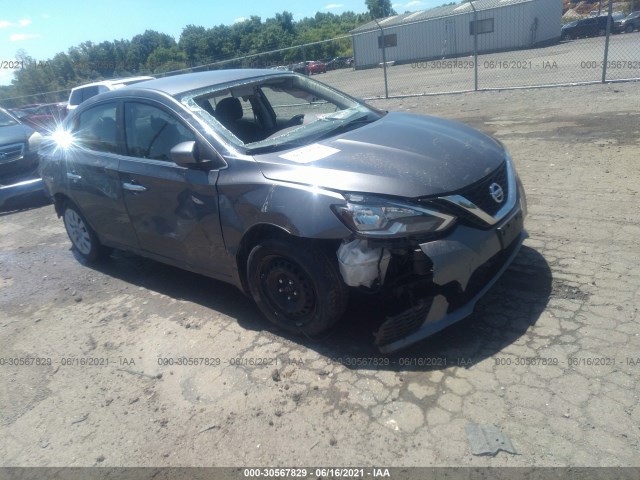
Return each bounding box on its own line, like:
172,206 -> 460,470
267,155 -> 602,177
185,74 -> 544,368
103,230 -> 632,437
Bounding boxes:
145,46 -> 188,74
127,30 -> 176,72
179,25 -> 207,65
2,9 -> 372,107
365,0 -> 397,19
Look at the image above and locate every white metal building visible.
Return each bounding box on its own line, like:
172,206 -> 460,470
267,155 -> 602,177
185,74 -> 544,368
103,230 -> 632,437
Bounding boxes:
351,0 -> 562,68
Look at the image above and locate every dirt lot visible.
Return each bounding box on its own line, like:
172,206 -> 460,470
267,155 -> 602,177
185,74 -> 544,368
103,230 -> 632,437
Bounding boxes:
1,82 -> 639,470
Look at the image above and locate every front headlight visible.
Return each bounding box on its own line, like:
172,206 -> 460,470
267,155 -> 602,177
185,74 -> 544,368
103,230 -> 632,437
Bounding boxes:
27,131 -> 43,152
332,195 -> 455,237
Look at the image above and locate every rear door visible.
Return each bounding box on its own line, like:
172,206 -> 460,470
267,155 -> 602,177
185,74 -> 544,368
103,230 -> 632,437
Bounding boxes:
117,99 -> 227,273
65,101 -> 139,248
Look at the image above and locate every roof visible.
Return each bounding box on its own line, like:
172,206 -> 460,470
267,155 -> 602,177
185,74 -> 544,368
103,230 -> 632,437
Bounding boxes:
351,0 -> 534,34
70,76 -> 154,90
132,69 -> 290,96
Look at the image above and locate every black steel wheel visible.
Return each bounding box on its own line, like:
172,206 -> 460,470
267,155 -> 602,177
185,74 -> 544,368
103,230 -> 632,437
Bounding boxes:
247,239 -> 348,337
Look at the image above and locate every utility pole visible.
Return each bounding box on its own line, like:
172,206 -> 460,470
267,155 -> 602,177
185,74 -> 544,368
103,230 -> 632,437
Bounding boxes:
469,0 -> 478,91
374,18 -> 389,99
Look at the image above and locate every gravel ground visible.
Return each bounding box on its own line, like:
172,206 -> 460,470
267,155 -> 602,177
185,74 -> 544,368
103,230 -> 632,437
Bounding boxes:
1,81 -> 639,469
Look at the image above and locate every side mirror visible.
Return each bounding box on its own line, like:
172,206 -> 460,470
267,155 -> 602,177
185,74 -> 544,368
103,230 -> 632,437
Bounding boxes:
170,141 -> 198,165
170,140 -> 225,170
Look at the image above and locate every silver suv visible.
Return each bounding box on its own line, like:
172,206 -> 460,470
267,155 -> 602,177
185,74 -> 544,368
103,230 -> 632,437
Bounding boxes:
66,76 -> 153,113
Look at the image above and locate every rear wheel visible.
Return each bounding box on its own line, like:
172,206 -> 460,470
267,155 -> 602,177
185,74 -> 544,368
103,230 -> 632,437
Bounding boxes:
247,239 -> 348,337
63,202 -> 109,262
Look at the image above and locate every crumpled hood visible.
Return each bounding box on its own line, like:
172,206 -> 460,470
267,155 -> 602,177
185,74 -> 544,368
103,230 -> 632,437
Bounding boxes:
255,112 -> 506,198
0,124 -> 35,146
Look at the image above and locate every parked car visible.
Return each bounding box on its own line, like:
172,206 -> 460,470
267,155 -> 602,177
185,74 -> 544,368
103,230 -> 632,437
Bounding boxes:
40,69 -> 527,352
19,102 -> 67,133
327,56 -> 354,70
289,62 -> 307,75
306,61 -> 327,74
9,104 -> 43,120
611,11 -> 627,33
67,76 -> 154,113
561,15 -> 614,40
618,11 -> 640,32
0,107 -> 44,208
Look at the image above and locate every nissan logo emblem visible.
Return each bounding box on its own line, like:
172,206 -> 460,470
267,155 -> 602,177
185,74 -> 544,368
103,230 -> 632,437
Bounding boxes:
489,182 -> 504,204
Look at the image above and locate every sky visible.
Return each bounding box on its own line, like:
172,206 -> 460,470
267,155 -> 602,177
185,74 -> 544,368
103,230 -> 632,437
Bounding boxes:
0,0 -> 442,85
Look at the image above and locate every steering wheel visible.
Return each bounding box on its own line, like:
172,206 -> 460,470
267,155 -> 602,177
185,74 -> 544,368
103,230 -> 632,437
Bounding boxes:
284,114 -> 305,128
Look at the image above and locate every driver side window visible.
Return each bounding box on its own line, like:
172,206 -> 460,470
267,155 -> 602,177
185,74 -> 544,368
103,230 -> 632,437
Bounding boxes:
124,102 -> 195,161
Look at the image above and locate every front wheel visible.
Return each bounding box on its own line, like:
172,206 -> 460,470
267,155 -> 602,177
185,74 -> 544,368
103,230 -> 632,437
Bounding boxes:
625,25 -> 634,33
63,202 -> 109,262
247,239 -> 348,337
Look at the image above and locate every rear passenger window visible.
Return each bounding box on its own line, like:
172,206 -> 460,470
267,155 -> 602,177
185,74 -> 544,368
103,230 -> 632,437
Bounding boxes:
81,86 -> 100,102
69,89 -> 83,106
74,103 -> 119,153
124,102 -> 195,161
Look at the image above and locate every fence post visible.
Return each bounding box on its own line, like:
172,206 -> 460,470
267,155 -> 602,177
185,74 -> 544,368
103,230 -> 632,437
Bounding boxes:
301,45 -> 307,75
602,0 -> 613,83
374,19 -> 389,99
469,1 -> 479,91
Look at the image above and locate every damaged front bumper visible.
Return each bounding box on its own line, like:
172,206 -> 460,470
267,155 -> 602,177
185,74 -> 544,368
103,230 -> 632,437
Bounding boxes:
374,207 -> 526,353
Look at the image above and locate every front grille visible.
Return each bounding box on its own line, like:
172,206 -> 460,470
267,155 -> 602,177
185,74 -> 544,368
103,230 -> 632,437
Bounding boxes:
374,297 -> 433,346
459,162 -> 508,216
0,143 -> 25,164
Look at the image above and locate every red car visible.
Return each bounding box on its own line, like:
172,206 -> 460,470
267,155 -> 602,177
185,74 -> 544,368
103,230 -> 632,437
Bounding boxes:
306,61 -> 326,74
19,102 -> 67,133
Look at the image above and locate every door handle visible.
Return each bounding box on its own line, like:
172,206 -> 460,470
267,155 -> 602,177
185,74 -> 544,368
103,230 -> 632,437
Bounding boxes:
122,182 -> 147,192
66,172 -> 82,181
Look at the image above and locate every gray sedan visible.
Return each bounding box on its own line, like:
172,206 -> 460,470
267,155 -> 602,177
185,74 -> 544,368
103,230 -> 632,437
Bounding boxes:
39,70 -> 527,352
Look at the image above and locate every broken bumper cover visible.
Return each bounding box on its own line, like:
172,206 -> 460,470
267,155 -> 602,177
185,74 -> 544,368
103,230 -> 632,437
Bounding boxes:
376,208 -> 526,353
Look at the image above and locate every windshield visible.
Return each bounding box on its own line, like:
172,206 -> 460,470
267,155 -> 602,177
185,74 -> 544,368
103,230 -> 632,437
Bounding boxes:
0,109 -> 19,127
179,73 -> 381,154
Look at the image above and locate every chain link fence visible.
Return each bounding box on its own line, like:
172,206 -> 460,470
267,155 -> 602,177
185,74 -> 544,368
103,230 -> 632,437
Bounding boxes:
180,1 -> 639,100
324,0 -> 640,99
2,2 -> 639,107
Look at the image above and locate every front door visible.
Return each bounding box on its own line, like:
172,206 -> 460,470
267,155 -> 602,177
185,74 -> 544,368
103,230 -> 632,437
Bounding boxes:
117,100 -> 226,274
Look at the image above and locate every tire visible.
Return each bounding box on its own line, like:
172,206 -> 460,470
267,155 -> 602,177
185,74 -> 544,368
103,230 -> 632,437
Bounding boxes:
598,28 -> 606,36
625,25 -> 634,33
561,32 -> 570,41
247,238 -> 348,337
62,202 -> 109,262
